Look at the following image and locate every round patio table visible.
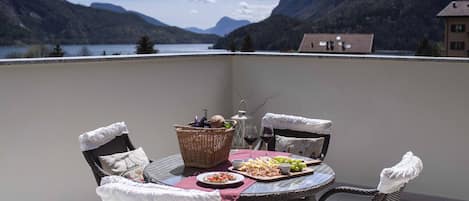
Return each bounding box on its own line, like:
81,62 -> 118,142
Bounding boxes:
144,150 -> 335,201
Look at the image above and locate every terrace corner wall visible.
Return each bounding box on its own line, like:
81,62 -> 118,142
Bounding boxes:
1,53 -> 469,201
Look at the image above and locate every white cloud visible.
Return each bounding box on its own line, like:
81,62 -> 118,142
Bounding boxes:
233,1 -> 277,22
237,2 -> 252,16
190,9 -> 199,14
239,1 -> 249,8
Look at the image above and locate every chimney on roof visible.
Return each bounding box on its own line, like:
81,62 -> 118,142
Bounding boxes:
453,2 -> 457,8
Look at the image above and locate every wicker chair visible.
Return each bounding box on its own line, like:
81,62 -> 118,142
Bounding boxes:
319,186 -> 403,201
79,122 -> 138,185
319,152 -> 423,201
260,113 -> 332,160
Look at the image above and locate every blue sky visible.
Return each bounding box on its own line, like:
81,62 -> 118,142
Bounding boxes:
67,0 -> 279,29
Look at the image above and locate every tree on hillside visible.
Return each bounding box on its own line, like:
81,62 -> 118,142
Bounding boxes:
136,35 -> 158,54
49,44 -> 64,57
415,38 -> 441,57
228,40 -> 237,52
241,35 -> 255,52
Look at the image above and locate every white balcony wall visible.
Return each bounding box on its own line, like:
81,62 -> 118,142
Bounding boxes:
1,53 -> 468,201
232,54 -> 469,200
0,55 -> 232,201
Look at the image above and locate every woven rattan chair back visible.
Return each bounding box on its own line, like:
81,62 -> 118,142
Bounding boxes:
266,129 -> 331,160
373,187 -> 404,201
82,134 -> 136,185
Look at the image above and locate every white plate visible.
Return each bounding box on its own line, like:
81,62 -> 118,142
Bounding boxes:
196,172 -> 245,186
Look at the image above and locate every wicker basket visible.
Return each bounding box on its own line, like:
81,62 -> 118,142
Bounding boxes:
174,125 -> 235,168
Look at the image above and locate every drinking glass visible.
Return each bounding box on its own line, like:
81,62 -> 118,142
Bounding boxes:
261,125 -> 274,150
244,125 -> 258,150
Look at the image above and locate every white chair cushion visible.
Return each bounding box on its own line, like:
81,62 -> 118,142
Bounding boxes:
98,147 -> 150,182
96,176 -> 222,201
261,113 -> 332,134
275,135 -> 324,158
79,122 -> 128,151
377,151 -> 423,194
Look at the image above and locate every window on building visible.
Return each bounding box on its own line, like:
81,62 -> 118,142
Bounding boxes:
450,24 -> 466,32
450,41 -> 465,50
326,41 -> 335,51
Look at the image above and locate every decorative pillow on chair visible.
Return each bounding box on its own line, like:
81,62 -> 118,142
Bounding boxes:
99,147 -> 150,182
275,135 -> 324,159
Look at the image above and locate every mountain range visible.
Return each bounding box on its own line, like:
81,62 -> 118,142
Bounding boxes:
90,2 -> 168,27
91,3 -> 250,37
215,0 -> 451,51
185,17 -> 250,36
0,0 -> 218,45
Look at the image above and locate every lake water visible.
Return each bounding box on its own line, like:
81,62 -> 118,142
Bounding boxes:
0,43 -> 416,59
0,44 -> 226,59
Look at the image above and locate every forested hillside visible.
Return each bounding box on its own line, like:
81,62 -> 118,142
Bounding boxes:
215,0 -> 450,51
0,0 -> 218,45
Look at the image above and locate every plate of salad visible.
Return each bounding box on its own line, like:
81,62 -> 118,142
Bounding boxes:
196,172 -> 245,185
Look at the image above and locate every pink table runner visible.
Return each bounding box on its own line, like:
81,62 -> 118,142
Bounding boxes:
175,150 -> 290,201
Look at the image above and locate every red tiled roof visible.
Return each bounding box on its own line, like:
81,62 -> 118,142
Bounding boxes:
298,33 -> 374,54
437,1 -> 469,17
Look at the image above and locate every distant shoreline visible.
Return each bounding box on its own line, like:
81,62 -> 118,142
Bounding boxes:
0,43 -> 215,47
0,43 -> 225,59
